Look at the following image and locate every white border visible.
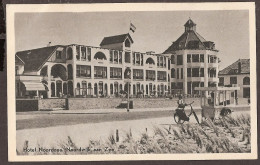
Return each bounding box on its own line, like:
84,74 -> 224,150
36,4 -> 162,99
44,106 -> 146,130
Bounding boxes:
7,2 -> 257,161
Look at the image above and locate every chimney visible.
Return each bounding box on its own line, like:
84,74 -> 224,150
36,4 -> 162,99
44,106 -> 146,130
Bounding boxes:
238,60 -> 241,73
47,42 -> 51,47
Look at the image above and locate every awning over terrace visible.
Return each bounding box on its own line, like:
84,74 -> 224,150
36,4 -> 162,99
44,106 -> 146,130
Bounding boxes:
22,82 -> 46,91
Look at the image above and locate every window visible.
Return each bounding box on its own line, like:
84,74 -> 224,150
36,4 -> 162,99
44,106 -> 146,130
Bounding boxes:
67,47 -> 73,60
171,68 -> 175,78
157,71 -> 167,81
125,39 -> 130,47
243,77 -> 250,85
187,54 -> 191,63
160,56 -> 163,67
67,64 -> 73,79
133,69 -> 143,80
200,54 -> 204,62
94,66 -> 107,79
177,55 -> 183,65
125,52 -> 131,63
208,68 -> 216,77
114,51 -> 118,63
146,70 -> 155,81
81,47 -> 86,60
110,50 -> 113,63
94,52 -> 106,60
230,77 -> 237,84
132,53 -> 135,64
87,47 -> 91,61
76,46 -> 80,60
192,54 -> 199,62
76,65 -> 91,78
164,57 -> 166,67
181,68 -> 183,79
200,68 -> 204,77
208,55 -> 217,63
177,68 -> 179,79
56,51 -> 62,59
136,53 -> 140,65
168,59 -> 171,70
187,68 -> 191,77
119,52 -> 122,64
219,77 -> 224,86
171,55 -> 175,64
157,56 -> 160,66
141,54 -> 144,65
243,87 -> 250,98
192,68 -> 200,77
110,67 -> 122,79
15,66 -> 19,75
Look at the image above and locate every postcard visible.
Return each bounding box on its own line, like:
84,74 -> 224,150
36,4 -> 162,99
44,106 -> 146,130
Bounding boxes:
7,2 -> 257,161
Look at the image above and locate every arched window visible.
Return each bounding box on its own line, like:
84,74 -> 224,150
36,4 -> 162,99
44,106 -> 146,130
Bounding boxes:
243,77 -> 250,85
94,52 -> 107,60
51,64 -> 67,80
68,81 -> 73,96
51,82 -> 55,97
133,85 -> 136,95
67,47 -> 73,60
94,83 -> 97,95
67,64 -> 73,80
77,83 -> 80,88
146,57 -> 155,65
110,84 -> 113,95
63,83 -> 67,95
125,39 -> 130,47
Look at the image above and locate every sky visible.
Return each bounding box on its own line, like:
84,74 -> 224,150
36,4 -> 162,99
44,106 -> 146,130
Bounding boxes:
15,10 -> 249,69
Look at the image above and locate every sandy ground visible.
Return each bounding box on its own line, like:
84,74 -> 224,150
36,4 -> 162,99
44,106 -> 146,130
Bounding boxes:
16,110 -> 249,154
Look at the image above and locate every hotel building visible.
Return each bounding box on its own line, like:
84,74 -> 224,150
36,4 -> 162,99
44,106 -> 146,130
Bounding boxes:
15,19 -> 219,98
15,33 -> 170,98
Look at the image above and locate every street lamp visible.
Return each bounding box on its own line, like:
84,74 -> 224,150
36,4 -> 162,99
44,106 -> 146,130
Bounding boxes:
125,67 -> 131,112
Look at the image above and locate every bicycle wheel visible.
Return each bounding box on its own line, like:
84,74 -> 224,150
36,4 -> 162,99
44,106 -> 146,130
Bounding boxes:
174,113 -> 185,124
193,111 -> 200,124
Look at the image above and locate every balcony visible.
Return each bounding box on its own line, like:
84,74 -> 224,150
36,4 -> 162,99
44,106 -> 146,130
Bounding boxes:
16,75 -> 42,82
208,77 -> 219,82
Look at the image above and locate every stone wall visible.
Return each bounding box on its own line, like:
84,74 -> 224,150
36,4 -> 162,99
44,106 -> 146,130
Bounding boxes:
67,98 -> 201,110
133,98 -> 201,109
67,98 -> 122,110
16,99 -> 39,112
38,99 -> 66,110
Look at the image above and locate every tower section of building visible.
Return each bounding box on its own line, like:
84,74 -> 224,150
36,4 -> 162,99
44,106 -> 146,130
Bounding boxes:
164,19 -> 219,96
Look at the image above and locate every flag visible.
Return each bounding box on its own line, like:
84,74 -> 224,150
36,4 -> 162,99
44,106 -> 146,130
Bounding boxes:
130,23 -> 136,33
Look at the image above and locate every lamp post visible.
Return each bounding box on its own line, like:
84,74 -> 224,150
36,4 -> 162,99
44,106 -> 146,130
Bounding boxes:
125,67 -> 131,112
127,82 -> 130,112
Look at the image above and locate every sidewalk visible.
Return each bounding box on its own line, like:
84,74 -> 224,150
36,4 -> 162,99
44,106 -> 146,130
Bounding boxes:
49,104 -> 250,114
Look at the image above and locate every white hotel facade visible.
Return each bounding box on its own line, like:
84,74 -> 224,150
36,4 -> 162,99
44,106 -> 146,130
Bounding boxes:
15,19 -> 219,98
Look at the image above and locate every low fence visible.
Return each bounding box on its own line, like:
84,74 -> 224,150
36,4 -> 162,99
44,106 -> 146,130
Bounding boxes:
17,97 -> 247,111
16,99 -> 66,111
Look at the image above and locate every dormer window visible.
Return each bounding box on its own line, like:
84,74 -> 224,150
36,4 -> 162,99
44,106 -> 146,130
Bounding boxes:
125,38 -> 131,47
56,51 -> 62,59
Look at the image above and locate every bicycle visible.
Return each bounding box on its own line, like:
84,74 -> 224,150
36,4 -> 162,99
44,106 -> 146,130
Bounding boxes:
173,101 -> 200,124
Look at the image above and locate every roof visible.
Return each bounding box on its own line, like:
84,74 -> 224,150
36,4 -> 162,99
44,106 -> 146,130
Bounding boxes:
219,59 -> 250,75
184,19 -> 196,27
163,19 -> 217,53
16,46 -> 59,72
15,55 -> 25,64
100,33 -> 134,46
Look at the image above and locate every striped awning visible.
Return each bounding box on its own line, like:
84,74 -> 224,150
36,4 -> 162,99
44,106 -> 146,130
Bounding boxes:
22,82 -> 46,91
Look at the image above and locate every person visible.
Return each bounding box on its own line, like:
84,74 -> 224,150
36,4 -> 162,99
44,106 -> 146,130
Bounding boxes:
176,95 -> 189,121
